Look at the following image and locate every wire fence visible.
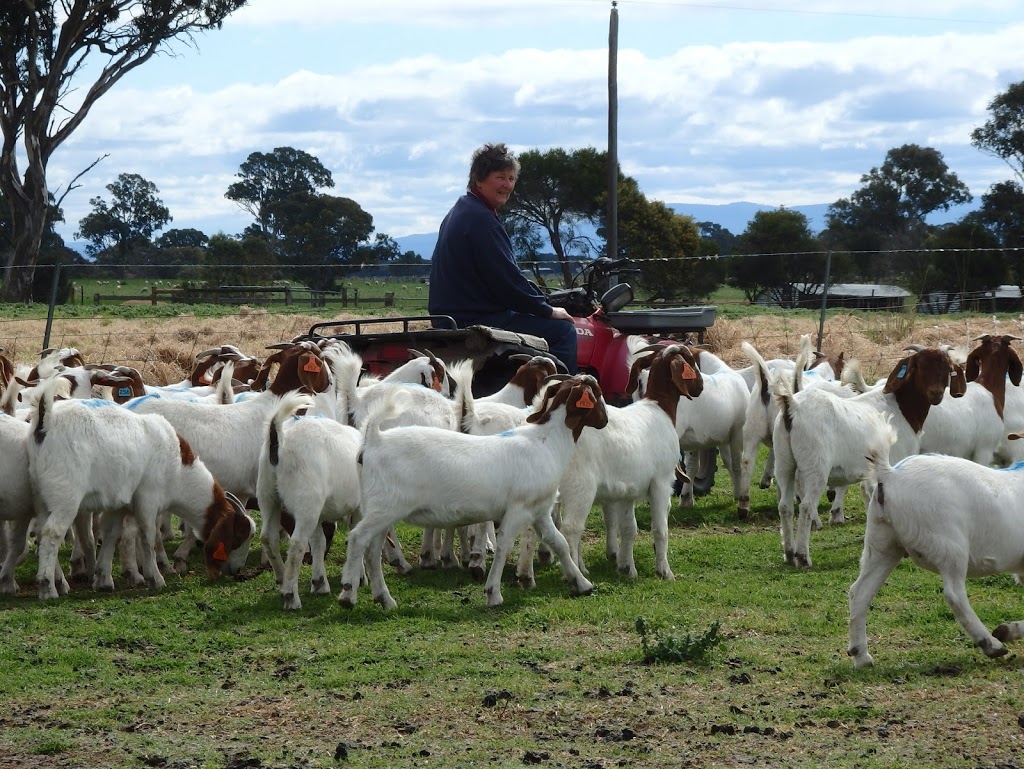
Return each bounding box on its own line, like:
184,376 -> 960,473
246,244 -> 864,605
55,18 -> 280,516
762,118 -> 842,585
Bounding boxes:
1,248 -> 1022,384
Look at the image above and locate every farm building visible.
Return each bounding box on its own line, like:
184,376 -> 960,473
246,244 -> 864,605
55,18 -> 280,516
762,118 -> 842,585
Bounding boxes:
756,283 -> 909,311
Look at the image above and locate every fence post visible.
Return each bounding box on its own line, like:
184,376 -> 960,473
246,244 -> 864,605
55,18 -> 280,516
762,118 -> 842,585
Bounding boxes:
384,291 -> 394,307
151,286 -> 158,306
42,263 -> 62,350
341,287 -> 348,307
816,250 -> 832,353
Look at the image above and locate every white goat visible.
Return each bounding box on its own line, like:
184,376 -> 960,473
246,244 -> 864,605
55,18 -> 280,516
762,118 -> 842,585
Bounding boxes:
257,391 -> 362,610
27,377 -> 256,599
739,337 -> 854,524
338,375 -> 609,609
848,426 -> 1024,667
520,344 -> 705,586
672,348 -> 750,517
772,347 -> 966,569
126,341 -> 341,574
0,413 -> 37,593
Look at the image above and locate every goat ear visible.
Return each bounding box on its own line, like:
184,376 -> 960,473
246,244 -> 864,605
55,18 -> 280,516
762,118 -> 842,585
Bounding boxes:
882,356 -> 915,394
948,364 -> 968,397
297,352 -> 331,393
669,352 -> 702,399
1008,349 -> 1024,387
563,382 -> 607,440
625,353 -> 655,396
965,344 -> 983,382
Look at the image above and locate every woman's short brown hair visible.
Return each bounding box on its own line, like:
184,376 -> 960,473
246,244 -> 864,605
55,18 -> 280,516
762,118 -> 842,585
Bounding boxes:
467,143 -> 521,190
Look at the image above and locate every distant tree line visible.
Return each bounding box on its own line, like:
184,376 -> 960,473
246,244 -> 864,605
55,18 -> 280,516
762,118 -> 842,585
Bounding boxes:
500,81 -> 1024,307
1,0 -> 1022,305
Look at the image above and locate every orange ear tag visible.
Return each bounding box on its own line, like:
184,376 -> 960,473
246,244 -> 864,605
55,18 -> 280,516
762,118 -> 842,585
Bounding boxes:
681,363 -> 697,380
211,542 -> 229,562
303,357 -> 322,373
431,373 -> 441,391
575,390 -> 596,409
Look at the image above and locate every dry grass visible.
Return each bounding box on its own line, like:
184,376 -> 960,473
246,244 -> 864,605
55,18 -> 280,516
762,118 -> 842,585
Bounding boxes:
2,308 -> 1020,384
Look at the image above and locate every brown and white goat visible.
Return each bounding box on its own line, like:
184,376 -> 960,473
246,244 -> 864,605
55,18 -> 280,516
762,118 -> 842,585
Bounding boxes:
772,347 -> 966,569
340,375 -> 609,610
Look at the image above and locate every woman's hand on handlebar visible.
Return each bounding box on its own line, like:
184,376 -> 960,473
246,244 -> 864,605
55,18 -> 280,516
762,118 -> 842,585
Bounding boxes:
550,306 -> 574,322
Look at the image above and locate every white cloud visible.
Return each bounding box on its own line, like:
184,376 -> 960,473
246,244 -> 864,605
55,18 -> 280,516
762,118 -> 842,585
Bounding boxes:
43,8 -> 1024,242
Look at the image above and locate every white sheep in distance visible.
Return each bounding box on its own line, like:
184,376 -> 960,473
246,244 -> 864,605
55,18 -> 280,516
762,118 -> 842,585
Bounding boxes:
848,426 -> 1024,667
339,374 -> 609,610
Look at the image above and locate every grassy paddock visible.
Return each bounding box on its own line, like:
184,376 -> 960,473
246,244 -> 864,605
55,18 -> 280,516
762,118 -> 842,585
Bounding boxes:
2,461 -> 1024,769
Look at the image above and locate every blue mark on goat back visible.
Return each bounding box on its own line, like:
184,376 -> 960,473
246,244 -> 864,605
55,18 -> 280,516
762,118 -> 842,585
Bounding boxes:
81,398 -> 116,409
124,393 -> 159,410
117,387 -> 133,398
995,461 -> 1024,473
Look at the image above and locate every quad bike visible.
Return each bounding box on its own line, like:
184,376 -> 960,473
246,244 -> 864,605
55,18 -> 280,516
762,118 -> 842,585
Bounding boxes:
302,257 -> 720,492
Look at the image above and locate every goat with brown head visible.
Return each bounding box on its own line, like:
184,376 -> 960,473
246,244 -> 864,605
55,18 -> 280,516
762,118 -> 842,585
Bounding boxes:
527,374 -> 608,441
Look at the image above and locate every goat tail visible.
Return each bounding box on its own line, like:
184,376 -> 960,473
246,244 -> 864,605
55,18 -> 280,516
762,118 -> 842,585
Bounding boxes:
447,359 -> 477,433
215,360 -> 236,405
841,358 -> 872,394
30,375 -> 72,445
267,391 -> 314,466
863,412 -> 898,490
361,387 -> 414,443
323,344 -> 363,428
741,341 -> 772,406
791,334 -> 814,394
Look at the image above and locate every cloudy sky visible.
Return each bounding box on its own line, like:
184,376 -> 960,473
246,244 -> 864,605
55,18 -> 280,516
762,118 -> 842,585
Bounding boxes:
47,0 -> 1024,246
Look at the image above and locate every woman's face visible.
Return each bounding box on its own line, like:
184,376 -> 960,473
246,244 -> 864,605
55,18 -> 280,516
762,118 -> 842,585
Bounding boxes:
474,168 -> 517,210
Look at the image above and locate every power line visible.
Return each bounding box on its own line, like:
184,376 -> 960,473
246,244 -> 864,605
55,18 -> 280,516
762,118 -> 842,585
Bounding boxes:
603,0 -> 1007,26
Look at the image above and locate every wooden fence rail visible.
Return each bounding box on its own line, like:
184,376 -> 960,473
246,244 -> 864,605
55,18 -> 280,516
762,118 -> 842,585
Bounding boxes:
93,285 -> 395,308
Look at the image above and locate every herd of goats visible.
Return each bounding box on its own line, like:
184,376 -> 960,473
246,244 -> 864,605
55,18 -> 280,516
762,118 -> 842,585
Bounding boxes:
2,329 -> 1024,667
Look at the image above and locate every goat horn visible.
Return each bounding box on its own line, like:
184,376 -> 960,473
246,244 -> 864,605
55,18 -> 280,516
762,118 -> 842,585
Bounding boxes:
903,344 -> 926,352
265,342 -> 295,350
407,348 -> 428,359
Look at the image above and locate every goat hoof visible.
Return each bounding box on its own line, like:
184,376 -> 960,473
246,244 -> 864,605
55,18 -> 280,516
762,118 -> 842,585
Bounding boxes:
537,552 -> 554,567
338,593 -> 356,609
374,594 -> 397,611
419,557 -> 438,570
794,555 -> 811,569
389,560 -> 413,576
310,577 -> 330,595
849,648 -> 875,668
571,578 -> 594,597
656,567 -> 676,581
993,623 -> 1015,642
517,575 -> 536,590
485,587 -> 504,607
469,565 -> 486,583
617,565 -> 638,579
282,593 -> 301,611
981,638 -> 1009,658
758,480 -> 772,490
173,559 -> 189,577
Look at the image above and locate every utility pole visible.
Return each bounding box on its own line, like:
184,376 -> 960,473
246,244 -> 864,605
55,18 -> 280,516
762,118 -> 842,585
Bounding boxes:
607,1 -> 619,262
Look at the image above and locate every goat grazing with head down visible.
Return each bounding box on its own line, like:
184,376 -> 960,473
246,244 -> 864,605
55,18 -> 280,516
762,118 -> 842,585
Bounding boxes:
772,346 -> 966,569
848,426 -> 1024,667
339,374 -> 609,610
27,376 -> 255,599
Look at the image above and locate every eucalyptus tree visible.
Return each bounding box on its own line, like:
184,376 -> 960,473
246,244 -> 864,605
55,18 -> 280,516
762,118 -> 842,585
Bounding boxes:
0,0 -> 246,301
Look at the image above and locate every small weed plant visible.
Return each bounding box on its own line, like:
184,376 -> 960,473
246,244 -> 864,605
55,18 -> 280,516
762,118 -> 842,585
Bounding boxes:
635,616 -> 723,665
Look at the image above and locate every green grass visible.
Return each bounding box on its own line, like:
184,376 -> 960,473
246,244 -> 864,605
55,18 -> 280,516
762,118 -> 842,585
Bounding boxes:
3,452 -> 1024,768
